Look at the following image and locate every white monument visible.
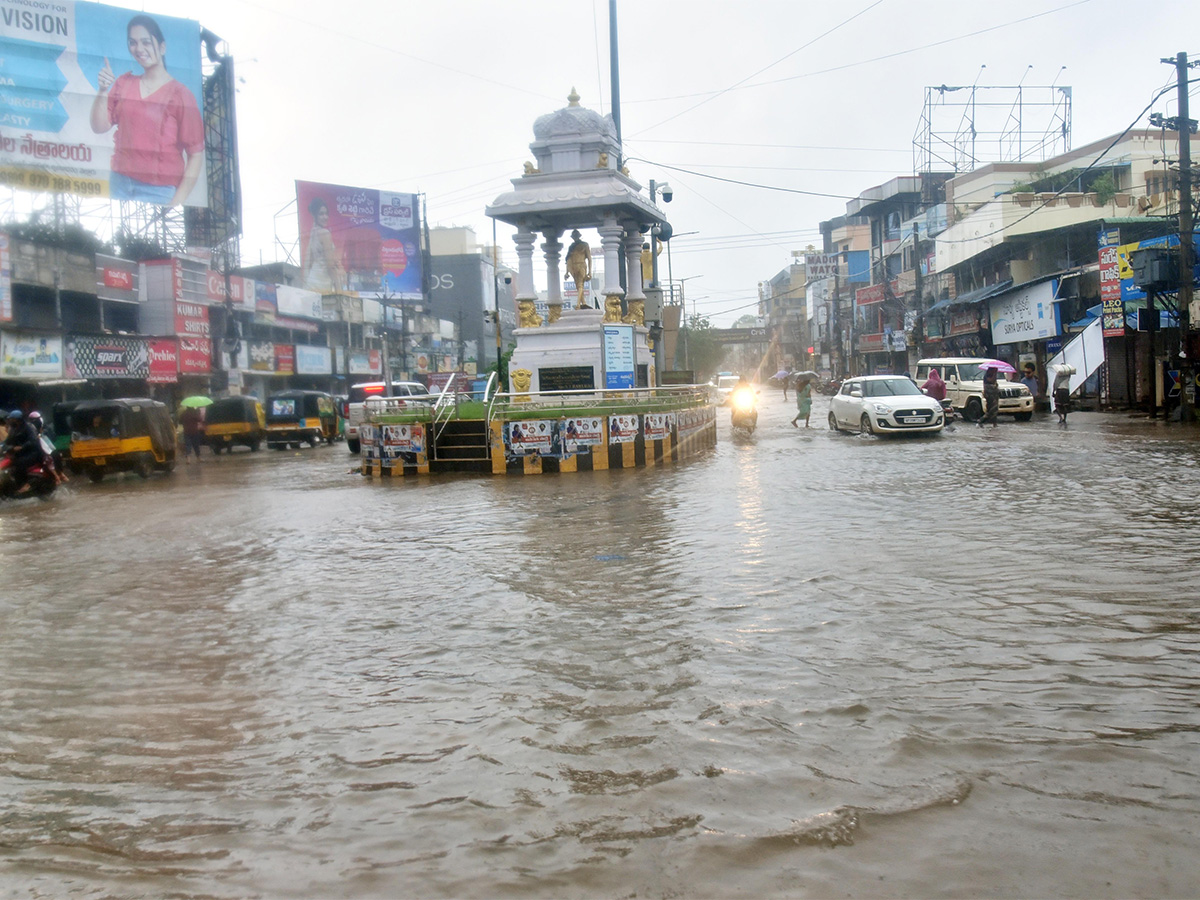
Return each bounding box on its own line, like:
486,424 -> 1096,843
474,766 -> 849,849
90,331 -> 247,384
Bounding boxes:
485,89 -> 669,395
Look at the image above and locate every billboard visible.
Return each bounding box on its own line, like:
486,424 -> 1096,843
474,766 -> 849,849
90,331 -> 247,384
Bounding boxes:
296,180 -> 422,298
0,1 -> 206,206
64,334 -> 177,381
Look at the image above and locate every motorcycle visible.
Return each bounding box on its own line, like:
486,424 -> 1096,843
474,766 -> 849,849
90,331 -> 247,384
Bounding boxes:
0,449 -> 58,500
729,385 -> 759,434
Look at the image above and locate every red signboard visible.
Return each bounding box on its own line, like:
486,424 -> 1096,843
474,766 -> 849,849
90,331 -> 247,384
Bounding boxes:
147,339 -> 178,383
855,281 -> 898,306
174,301 -> 212,374
274,344 -> 295,376
102,267 -> 133,290
207,271 -> 248,304
858,332 -> 886,351
948,309 -> 980,336
1099,245 -> 1125,337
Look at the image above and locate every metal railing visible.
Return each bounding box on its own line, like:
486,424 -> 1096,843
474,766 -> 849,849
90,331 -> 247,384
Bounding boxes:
485,384 -> 712,432
431,373 -> 459,441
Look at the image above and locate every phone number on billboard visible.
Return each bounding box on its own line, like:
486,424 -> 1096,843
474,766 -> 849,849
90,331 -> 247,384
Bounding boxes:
0,168 -> 106,196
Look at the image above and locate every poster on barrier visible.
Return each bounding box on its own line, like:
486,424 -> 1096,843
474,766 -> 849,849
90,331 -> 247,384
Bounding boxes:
608,414 -> 638,443
505,420 -> 552,455
557,417 -> 604,452
643,413 -> 675,441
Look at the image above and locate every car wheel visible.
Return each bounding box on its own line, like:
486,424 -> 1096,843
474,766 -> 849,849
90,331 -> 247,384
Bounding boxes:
828,411 -> 840,432
1014,411 -> 1033,422
250,439 -> 261,452
135,456 -> 153,479
88,468 -> 106,483
964,398 -> 982,422
859,413 -> 874,435
347,439 -> 360,454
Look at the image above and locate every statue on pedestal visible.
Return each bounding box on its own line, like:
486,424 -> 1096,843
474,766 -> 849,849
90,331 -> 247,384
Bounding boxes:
565,230 -> 592,309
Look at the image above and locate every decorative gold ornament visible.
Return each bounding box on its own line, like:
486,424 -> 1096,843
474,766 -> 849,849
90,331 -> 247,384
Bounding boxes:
597,152 -> 608,169
510,368 -> 533,401
547,303 -> 562,324
603,295 -> 624,323
622,299 -> 645,326
517,299 -> 543,328
523,161 -> 541,175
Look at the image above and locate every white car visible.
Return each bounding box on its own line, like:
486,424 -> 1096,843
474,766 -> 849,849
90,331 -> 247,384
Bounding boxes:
344,381 -> 434,453
828,375 -> 944,435
710,374 -> 743,405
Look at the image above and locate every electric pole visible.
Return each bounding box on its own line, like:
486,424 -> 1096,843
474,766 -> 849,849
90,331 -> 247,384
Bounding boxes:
1169,52 -> 1195,420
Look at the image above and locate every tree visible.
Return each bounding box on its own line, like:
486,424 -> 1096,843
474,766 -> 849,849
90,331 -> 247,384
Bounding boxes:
680,312 -> 726,380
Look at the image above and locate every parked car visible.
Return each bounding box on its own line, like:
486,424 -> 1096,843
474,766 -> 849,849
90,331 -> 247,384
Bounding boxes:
828,375 -> 945,435
344,381 -> 434,453
914,357 -> 1034,421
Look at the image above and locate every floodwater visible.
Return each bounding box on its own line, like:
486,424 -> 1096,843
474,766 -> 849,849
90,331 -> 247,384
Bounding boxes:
3,398 -> 1200,899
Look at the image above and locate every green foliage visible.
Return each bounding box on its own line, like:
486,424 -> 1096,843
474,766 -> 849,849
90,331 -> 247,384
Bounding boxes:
5,219 -> 111,255
680,313 -> 726,381
114,229 -> 170,261
733,314 -> 759,328
488,343 -> 515,393
1090,171 -> 1118,204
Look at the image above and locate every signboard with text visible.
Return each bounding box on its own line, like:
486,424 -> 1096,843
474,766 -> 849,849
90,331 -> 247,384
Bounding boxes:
603,324 -> 635,389
0,1 -> 207,206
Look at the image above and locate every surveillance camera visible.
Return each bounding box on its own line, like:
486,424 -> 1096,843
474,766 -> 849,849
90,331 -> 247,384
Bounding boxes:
660,184 -> 673,203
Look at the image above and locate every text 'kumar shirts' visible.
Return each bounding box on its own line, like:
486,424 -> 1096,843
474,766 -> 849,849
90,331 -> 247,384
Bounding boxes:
107,74 -> 204,186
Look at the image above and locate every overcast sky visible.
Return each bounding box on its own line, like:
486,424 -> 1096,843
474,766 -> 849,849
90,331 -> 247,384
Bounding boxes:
136,0 -> 1198,325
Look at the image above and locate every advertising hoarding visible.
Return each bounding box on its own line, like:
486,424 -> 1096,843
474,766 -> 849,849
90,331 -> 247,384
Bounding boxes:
0,1 -> 206,206
64,333 -> 176,381
294,343 -> 330,375
805,253 -> 838,280
1,331 -> 62,378
987,280 -> 1059,345
296,180 -> 422,298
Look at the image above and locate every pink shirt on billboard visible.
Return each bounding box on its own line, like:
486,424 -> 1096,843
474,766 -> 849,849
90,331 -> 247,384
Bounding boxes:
107,73 -> 204,187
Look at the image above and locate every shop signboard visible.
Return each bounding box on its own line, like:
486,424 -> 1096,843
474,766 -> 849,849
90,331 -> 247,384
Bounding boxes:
988,280 -> 1059,345
948,308 -> 980,336
1,331 -> 62,378
174,300 -> 211,373
348,349 -> 381,375
277,284 -> 323,320
294,343 -> 331,375
64,334 -> 175,381
248,340 -> 275,373
274,344 -> 294,376
855,281 -> 895,306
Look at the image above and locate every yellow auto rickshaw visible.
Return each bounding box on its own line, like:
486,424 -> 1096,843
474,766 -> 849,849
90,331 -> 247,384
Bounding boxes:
206,395 -> 267,453
68,398 -> 177,482
265,390 -> 338,449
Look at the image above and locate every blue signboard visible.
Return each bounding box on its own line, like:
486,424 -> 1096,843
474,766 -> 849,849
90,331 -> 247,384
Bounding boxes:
603,324 -> 635,389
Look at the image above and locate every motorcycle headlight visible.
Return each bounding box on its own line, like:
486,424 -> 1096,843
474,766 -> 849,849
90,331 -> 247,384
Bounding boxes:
732,389 -> 755,412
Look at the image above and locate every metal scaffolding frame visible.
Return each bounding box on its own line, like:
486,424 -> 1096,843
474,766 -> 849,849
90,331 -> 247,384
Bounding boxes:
913,83 -> 1072,175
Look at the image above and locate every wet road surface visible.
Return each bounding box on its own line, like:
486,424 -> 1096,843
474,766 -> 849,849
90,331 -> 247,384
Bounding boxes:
3,397 -> 1200,898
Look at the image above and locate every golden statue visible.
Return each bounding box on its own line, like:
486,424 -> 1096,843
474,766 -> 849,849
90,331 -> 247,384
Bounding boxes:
603,295 -> 623,323
517,299 -> 542,328
565,229 -> 592,309
547,304 -> 562,324
523,161 -> 541,175
597,152 -> 609,169
623,299 -> 645,326
510,368 -> 533,401
640,240 -> 661,286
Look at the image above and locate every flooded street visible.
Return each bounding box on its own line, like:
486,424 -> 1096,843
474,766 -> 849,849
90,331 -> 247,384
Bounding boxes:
4,397 -> 1200,899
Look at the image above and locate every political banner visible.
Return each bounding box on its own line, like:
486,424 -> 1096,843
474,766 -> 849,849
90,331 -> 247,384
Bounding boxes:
296,180 -> 422,298
0,1 -> 206,206
505,419 -> 552,455
608,414 -> 638,443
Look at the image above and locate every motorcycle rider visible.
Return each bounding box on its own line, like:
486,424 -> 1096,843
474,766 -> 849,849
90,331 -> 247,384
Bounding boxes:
2,409 -> 43,493
25,410 -> 64,483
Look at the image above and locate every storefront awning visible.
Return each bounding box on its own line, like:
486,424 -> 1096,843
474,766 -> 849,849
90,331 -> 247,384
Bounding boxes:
925,280 -> 1013,315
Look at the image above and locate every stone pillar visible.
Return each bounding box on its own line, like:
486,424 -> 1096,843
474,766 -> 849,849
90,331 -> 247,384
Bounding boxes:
598,218 -> 626,323
513,226 -> 541,328
542,229 -> 563,324
623,229 -> 646,326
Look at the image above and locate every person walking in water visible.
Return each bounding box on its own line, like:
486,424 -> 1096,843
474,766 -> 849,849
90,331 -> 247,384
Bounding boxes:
979,365 -> 1000,427
791,376 -> 813,428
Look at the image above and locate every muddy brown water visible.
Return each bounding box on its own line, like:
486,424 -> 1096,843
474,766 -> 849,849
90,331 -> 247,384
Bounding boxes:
3,400 -> 1200,898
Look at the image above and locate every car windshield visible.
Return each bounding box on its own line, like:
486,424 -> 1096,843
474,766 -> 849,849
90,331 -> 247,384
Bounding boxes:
956,364 -> 987,381
863,378 -> 922,397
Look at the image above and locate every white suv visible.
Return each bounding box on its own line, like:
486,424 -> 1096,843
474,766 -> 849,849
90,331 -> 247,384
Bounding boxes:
914,357 -> 1034,422
345,381 -> 433,452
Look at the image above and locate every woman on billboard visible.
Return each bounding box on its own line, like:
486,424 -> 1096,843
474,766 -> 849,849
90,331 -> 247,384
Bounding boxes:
90,14 -> 205,206
302,197 -> 347,293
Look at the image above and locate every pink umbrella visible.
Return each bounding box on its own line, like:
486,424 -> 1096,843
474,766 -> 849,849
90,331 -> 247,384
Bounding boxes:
977,359 -> 1017,374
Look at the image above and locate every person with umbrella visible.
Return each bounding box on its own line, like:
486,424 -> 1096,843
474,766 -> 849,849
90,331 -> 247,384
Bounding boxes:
791,372 -> 817,428
178,396 -> 210,462
980,365 -> 1001,427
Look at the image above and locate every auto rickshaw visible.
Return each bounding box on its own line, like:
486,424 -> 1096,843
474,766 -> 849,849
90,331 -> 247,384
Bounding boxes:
50,401 -> 80,456
265,390 -> 338,449
68,398 -> 176,481
206,395 -> 267,453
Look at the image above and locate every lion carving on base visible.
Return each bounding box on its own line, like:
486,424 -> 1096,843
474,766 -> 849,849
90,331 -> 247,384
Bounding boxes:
603,295 -> 624,323
517,299 -> 542,328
